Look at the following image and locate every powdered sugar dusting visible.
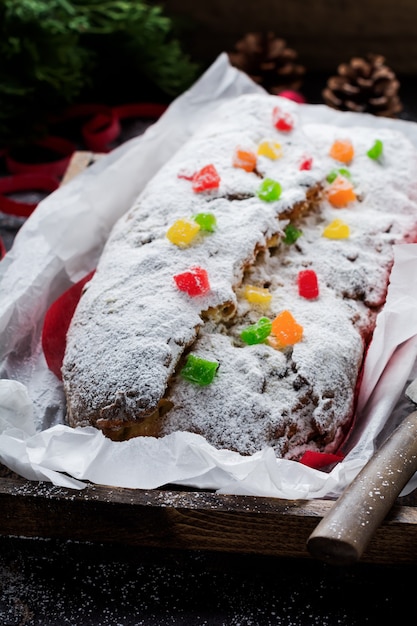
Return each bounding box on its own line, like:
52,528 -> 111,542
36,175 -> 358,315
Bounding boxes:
62,94 -> 417,460
63,94 -> 324,429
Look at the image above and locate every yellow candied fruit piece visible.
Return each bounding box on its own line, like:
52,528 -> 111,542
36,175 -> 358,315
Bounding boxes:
329,138 -> 354,164
243,284 -> 272,307
166,218 -> 200,247
326,176 -> 356,208
323,219 -> 350,239
270,310 -> 303,348
257,140 -> 283,160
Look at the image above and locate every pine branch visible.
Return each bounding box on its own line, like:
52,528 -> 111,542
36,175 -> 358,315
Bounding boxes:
0,0 -> 199,146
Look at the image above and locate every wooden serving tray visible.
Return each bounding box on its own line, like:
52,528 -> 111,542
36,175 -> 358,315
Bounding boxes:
2,462 -> 417,564
3,151 -> 417,565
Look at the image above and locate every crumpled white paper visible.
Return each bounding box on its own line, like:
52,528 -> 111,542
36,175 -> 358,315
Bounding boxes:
2,53 -> 417,498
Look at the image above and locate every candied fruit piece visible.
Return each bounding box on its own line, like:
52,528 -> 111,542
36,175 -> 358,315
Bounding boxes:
329,139 -> 354,164
326,176 -> 356,208
233,148 -> 257,172
283,223 -> 302,244
326,168 -> 351,183
272,107 -> 294,132
243,284 -> 272,307
298,269 -> 319,299
257,141 -> 283,160
323,218 -> 350,239
299,156 -> 313,171
181,353 -> 219,385
173,266 -> 210,296
193,212 -> 216,232
166,218 -> 200,247
270,310 -> 303,348
192,164 -> 220,192
257,178 -> 282,201
241,317 -> 272,345
367,139 -> 383,160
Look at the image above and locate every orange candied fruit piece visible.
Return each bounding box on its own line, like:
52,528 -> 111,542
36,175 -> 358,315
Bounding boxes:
270,310 -> 303,348
326,176 -> 356,208
243,284 -> 272,307
233,148 -> 257,172
329,139 -> 354,164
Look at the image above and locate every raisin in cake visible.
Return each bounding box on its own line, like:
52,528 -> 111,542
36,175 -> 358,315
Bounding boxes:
61,93 -> 417,460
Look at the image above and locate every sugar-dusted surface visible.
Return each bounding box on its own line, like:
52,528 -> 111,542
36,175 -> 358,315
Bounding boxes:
163,123 -> 417,458
62,94 -> 325,431
62,94 -> 417,459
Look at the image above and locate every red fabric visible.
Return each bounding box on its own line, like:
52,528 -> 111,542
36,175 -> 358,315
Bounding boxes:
299,450 -> 344,470
42,271 -> 95,380
0,236 -> 5,259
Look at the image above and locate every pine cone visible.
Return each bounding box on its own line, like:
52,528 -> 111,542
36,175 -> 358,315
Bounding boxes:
228,32 -> 305,94
322,54 -> 402,117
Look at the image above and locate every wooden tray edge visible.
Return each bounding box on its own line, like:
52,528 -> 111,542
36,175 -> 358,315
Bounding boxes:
2,472 -> 417,564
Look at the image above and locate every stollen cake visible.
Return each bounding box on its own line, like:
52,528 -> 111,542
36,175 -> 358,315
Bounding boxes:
61,93 -> 417,460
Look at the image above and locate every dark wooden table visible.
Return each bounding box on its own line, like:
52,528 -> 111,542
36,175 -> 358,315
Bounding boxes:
2,533 -> 417,626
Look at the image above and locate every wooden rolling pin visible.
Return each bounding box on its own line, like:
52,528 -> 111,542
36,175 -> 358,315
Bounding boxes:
307,410 -> 417,565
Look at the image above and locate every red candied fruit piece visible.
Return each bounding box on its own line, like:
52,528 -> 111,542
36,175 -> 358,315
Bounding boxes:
272,106 -> 294,132
192,164 -> 220,193
299,156 -> 313,171
174,266 -> 210,296
298,269 -> 319,299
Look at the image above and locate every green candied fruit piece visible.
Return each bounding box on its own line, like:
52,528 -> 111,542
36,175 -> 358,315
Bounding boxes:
283,223 -> 302,245
257,178 -> 282,202
367,139 -> 383,160
180,353 -> 219,385
193,212 -> 217,232
240,317 -> 272,345
326,168 -> 352,183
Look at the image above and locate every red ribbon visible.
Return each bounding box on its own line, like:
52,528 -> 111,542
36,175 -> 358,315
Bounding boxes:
5,136 -> 76,178
0,102 -> 167,220
50,102 -> 168,153
0,174 -> 60,218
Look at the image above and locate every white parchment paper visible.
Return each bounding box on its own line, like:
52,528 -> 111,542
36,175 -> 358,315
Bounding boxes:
2,53 -> 417,498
